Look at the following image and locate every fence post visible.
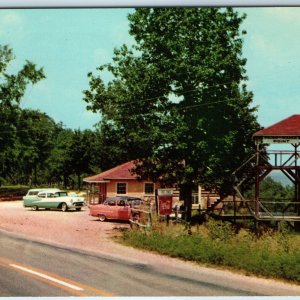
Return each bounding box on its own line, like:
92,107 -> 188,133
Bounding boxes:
147,203 -> 153,229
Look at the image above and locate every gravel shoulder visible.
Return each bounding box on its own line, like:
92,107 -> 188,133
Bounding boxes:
1,200 -> 300,296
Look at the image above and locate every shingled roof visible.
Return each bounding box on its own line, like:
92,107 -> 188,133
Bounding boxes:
253,115 -> 300,137
83,161 -> 137,183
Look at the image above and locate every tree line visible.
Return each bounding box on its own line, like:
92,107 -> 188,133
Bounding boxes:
0,45 -> 125,189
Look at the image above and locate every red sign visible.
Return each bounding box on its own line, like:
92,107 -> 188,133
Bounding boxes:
158,196 -> 173,215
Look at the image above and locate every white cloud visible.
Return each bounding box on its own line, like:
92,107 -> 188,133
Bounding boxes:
2,12 -> 23,26
0,11 -> 25,40
246,17 -> 300,69
265,7 -> 300,24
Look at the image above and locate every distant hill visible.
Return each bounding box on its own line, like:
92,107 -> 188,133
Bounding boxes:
268,171 -> 292,187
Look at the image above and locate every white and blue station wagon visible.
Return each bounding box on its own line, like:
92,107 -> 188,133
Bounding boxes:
23,189 -> 85,212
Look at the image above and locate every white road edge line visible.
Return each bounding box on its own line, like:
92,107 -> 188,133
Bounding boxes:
9,264 -> 84,291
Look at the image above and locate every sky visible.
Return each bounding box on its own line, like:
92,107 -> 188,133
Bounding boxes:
0,7 -> 300,130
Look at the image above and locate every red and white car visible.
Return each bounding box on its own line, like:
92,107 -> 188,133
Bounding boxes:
89,196 -> 142,222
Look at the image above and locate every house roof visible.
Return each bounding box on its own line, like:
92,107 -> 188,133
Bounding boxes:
83,161 -> 137,183
253,115 -> 300,137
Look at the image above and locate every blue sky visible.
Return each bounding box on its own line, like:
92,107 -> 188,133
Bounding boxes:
0,8 -> 299,130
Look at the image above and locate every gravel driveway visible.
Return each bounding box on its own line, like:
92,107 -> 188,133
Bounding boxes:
0,201 -> 131,258
1,200 -> 300,295
0,201 -> 183,266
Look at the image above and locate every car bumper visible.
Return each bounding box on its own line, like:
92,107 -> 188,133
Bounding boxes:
68,202 -> 84,209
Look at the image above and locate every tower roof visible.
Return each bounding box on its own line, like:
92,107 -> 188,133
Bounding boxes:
254,115 -> 300,137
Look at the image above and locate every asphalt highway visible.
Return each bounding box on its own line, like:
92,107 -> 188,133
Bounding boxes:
0,231 -> 264,297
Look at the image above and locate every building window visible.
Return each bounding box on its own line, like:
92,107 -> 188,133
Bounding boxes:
117,182 -> 127,194
144,183 -> 155,195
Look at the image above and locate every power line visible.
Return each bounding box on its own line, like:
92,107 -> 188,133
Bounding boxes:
0,96 -> 245,134
96,97 -> 247,123
88,79 -> 246,108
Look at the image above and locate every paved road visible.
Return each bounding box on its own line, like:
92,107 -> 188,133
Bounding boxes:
1,230 -> 300,297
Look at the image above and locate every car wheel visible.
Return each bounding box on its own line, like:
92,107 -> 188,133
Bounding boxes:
76,208 -> 81,211
32,205 -> 38,211
61,203 -> 68,212
98,214 -> 106,222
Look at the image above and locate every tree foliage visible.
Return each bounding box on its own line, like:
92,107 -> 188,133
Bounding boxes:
0,45 -> 45,184
245,177 -> 294,202
15,109 -> 59,185
84,8 -> 260,219
0,44 -> 100,189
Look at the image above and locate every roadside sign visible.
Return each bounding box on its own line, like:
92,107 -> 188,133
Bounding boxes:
157,188 -> 174,196
157,189 -> 174,216
158,196 -> 173,215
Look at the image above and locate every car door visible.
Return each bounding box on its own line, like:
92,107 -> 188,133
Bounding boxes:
116,199 -> 131,220
102,199 -> 118,219
34,192 -> 47,208
23,190 -> 40,207
36,192 -> 54,208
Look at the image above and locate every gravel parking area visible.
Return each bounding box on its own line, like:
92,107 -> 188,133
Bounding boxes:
0,201 -> 130,257
0,201 -> 184,266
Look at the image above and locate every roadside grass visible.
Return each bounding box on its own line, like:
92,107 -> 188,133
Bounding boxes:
120,218 -> 300,283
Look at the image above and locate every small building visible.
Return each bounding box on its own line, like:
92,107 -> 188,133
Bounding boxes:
83,161 -> 160,204
83,161 -> 219,211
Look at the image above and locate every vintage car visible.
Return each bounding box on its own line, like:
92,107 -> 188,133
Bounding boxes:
23,189 -> 85,212
23,188 -> 61,207
89,196 -> 142,222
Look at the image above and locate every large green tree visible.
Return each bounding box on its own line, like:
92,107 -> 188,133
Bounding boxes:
84,8 -> 260,220
0,45 -> 45,184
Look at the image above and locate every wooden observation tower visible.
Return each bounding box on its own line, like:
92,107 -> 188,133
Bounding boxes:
251,115 -> 300,226
231,115 -> 300,229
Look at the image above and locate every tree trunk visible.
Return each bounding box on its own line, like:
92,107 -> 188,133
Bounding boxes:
77,174 -> 81,190
179,183 -> 193,222
28,175 -> 32,188
63,174 -> 68,190
34,165 -> 37,186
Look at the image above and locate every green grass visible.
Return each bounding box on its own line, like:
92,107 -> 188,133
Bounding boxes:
121,219 -> 300,283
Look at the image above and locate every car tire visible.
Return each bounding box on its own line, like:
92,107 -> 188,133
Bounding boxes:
61,203 -> 68,212
76,208 -> 81,211
32,205 -> 38,211
98,214 -> 106,222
